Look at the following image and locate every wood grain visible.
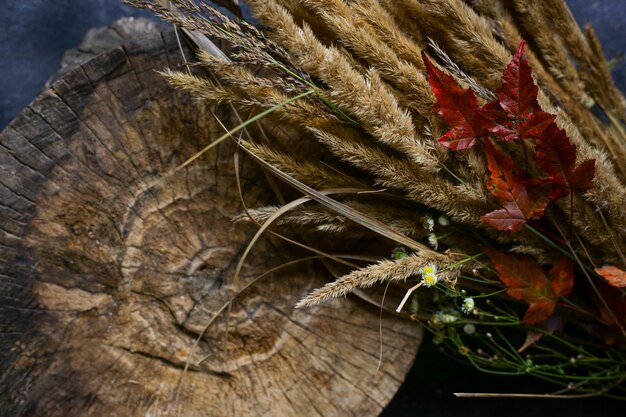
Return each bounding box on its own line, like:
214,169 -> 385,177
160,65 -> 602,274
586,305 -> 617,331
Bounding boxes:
0,30 -> 422,417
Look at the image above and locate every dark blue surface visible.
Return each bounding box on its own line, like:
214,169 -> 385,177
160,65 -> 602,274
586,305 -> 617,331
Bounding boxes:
0,1 -> 625,415
0,0 -> 153,127
567,0 -> 626,95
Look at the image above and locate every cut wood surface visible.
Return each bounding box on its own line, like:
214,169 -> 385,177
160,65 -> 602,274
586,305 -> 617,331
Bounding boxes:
0,30 -> 421,416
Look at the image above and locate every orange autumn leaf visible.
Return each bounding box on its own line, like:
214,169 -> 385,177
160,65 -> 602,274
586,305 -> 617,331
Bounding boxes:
595,265 -> 626,288
549,256 -> 575,296
484,248 -> 574,324
480,141 -> 551,232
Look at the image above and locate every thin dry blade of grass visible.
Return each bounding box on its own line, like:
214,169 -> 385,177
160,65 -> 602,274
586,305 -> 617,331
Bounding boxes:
239,141 -> 436,254
177,88 -> 316,169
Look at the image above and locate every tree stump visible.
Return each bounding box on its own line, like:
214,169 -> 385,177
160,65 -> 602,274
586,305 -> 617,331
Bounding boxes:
0,30 -> 422,416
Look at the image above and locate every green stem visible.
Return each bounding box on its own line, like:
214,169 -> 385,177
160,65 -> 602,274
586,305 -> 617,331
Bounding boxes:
268,58 -> 360,126
525,224 -> 574,260
447,252 -> 484,269
178,89 -> 316,169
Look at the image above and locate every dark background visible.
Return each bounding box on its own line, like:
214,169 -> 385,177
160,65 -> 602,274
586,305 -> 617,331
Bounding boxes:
1,0 -> 625,415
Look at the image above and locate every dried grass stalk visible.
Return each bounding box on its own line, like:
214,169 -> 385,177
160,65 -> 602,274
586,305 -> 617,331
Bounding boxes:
241,140 -> 363,189
246,0 -> 441,171
237,200 -> 428,238
508,0 -> 588,105
296,252 -> 453,307
300,0 -> 434,118
309,127 -> 490,226
538,0 -> 626,118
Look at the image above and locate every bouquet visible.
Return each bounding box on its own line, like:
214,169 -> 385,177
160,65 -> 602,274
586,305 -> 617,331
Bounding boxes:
128,0 -> 626,398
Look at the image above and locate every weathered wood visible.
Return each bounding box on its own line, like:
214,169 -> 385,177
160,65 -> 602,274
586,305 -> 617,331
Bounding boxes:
0,30 -> 421,417
46,17 -> 167,85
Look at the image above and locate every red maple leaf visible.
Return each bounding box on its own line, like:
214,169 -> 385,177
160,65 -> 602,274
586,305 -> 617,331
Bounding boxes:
484,248 -> 574,324
486,105 -> 556,142
498,41 -> 538,116
423,39 -> 596,226
484,41 -> 556,142
422,52 -> 493,150
533,123 -> 596,200
595,265 -> 626,288
481,140 -> 551,232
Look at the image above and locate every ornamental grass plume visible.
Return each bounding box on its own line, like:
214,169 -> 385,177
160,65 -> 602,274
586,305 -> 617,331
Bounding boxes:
128,0 -> 626,398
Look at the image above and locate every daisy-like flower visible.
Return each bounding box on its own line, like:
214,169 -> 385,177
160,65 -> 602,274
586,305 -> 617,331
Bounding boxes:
421,263 -> 437,276
420,263 -> 439,287
461,297 -> 475,314
422,273 -> 438,287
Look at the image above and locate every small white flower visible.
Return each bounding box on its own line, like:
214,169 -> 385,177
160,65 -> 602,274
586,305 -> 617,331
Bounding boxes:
420,264 -> 439,287
433,310 -> 459,324
461,297 -> 475,314
463,323 -> 476,335
421,263 -> 437,276
437,214 -> 450,226
441,313 -> 458,323
422,273 -> 438,287
428,233 -> 439,249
